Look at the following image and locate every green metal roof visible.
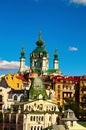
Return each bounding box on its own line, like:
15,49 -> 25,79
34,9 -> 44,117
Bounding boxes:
29,77 -> 48,100
43,69 -> 61,74
32,46 -> 48,54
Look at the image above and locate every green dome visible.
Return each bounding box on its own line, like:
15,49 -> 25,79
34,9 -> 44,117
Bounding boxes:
29,77 -> 48,100
20,44 -> 25,59
36,32 -> 44,47
54,48 -> 58,60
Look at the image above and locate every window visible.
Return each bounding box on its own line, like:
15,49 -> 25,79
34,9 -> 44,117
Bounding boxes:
20,95 -> 24,102
0,95 -> 2,102
0,89 -> 2,92
14,95 -> 17,101
41,116 -> 43,121
58,85 -> 60,93
34,126 -> 36,130
4,128 -> 9,130
11,77 -> 13,80
31,126 -> 33,130
30,116 -> 33,121
49,116 -> 51,121
66,86 -> 68,89
37,126 -> 40,130
17,83 -> 19,88
58,95 -> 60,100
33,116 -> 35,121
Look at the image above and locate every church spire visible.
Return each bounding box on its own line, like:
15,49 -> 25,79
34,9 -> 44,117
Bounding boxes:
19,44 -> 26,73
53,48 -> 59,69
36,31 -> 44,47
54,48 -> 58,60
20,44 -> 25,59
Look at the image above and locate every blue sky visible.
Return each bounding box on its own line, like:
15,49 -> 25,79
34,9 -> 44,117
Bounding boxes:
0,0 -> 86,76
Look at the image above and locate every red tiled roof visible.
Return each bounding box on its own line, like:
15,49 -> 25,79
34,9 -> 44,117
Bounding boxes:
16,74 -> 27,82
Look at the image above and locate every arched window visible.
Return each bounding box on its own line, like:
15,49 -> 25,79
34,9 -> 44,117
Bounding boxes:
30,116 -> 33,121
37,126 -> 40,130
14,95 -> 17,101
34,126 -> 36,130
33,116 -> 35,121
31,126 -> 33,130
41,126 -> 42,130
20,95 -> 24,102
41,116 -> 43,121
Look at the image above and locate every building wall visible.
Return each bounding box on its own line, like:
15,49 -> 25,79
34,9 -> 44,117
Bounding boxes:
0,87 -> 11,112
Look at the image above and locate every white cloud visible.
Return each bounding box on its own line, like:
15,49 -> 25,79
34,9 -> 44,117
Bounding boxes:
69,0 -> 86,5
0,60 -> 29,71
0,60 -> 20,71
68,46 -> 78,51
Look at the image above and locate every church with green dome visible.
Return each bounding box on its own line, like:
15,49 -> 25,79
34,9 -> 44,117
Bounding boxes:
19,32 -> 62,75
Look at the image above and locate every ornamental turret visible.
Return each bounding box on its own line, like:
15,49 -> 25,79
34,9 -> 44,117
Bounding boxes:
53,48 -> 59,69
19,44 -> 26,73
30,32 -> 49,73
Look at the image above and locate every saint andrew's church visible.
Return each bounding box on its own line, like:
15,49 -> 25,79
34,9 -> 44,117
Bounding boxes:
19,32 -> 62,75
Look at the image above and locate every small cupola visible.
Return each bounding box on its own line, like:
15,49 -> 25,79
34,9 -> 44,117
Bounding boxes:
20,44 -> 25,59
54,48 -> 58,61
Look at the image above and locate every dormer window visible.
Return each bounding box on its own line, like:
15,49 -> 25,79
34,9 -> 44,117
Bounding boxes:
14,95 -> 17,101
17,83 -> 19,88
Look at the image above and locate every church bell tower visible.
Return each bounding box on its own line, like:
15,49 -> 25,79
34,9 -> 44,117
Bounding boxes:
19,44 -> 26,73
30,32 -> 49,73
